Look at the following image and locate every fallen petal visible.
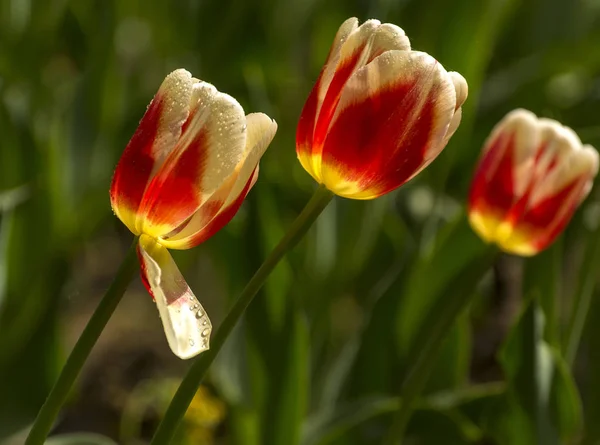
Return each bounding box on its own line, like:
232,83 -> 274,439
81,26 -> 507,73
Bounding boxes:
137,234 -> 212,359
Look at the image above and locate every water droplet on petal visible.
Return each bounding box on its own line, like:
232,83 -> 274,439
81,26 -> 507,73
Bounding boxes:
195,310 -> 204,319
201,328 -> 210,337
189,338 -> 195,346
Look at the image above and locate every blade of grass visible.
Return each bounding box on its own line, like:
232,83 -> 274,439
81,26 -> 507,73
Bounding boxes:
565,224 -> 600,365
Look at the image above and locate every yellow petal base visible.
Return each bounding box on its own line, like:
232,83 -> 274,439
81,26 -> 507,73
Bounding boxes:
468,211 -> 537,257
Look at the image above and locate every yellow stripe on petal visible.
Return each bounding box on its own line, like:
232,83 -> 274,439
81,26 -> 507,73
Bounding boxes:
468,211 -> 503,246
138,235 -> 212,359
319,162 -> 383,199
468,211 -> 537,256
297,150 -> 316,181
498,228 -> 538,256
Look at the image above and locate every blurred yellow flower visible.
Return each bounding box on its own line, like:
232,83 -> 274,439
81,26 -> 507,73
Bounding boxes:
181,386 -> 226,445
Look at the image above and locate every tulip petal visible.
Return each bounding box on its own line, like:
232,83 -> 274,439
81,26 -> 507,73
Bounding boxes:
296,19 -> 411,181
504,139 -> 598,254
139,82 -> 247,238
512,177 -> 589,255
137,235 -> 212,359
528,121 -> 596,205
448,71 -> 468,111
225,113 -> 277,206
161,113 -> 276,249
468,109 -> 540,238
110,69 -> 198,233
428,72 -> 468,161
320,50 -> 456,199
297,18 -> 359,180
313,21 -> 411,155
162,169 -> 258,250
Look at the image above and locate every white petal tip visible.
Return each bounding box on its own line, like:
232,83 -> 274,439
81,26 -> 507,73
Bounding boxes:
155,290 -> 213,360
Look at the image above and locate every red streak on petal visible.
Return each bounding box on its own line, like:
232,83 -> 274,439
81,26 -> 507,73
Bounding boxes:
165,198 -> 224,240
367,49 -> 385,64
517,179 -> 582,252
322,81 -> 436,195
313,50 -> 362,151
296,73 -> 322,156
521,179 -> 580,229
143,130 -> 208,231
137,244 -> 155,301
110,97 -> 163,216
181,106 -> 197,134
468,133 -> 516,218
546,156 -> 558,173
184,168 -> 256,248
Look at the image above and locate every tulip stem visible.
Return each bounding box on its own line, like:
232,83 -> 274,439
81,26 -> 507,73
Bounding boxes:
150,184 -> 335,444
25,237 -> 140,445
383,247 -> 498,445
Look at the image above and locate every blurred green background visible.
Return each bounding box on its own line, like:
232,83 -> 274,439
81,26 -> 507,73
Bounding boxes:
2,0 -> 600,444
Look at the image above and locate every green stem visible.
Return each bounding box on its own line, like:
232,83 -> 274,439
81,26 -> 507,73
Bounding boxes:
383,247 -> 498,445
523,245 -> 560,347
520,297 -> 543,442
25,237 -> 139,445
150,185 -> 334,444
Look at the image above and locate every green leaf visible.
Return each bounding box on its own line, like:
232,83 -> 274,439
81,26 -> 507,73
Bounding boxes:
423,382 -> 506,412
406,409 -> 482,444
266,309 -> 310,445
301,397 -> 399,445
549,347 -> 583,440
482,393 -> 536,445
44,433 -> 118,445
384,241 -> 497,442
394,213 -> 494,400
493,299 -> 582,444
395,212 -> 488,360
316,336 -> 361,408
565,223 -> 600,365
582,284 -> 600,444
0,185 -> 29,213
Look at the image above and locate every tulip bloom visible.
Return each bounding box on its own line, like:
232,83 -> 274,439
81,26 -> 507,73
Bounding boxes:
468,109 -> 598,256
296,18 -> 468,199
110,69 -> 277,358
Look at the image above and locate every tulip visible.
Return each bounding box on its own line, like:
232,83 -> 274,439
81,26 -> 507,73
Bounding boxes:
296,17 -> 468,200
110,69 -> 277,358
468,109 -> 598,256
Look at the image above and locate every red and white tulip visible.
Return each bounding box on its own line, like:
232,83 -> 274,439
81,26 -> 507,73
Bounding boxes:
468,109 -> 598,256
296,18 -> 468,199
110,69 -> 277,358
